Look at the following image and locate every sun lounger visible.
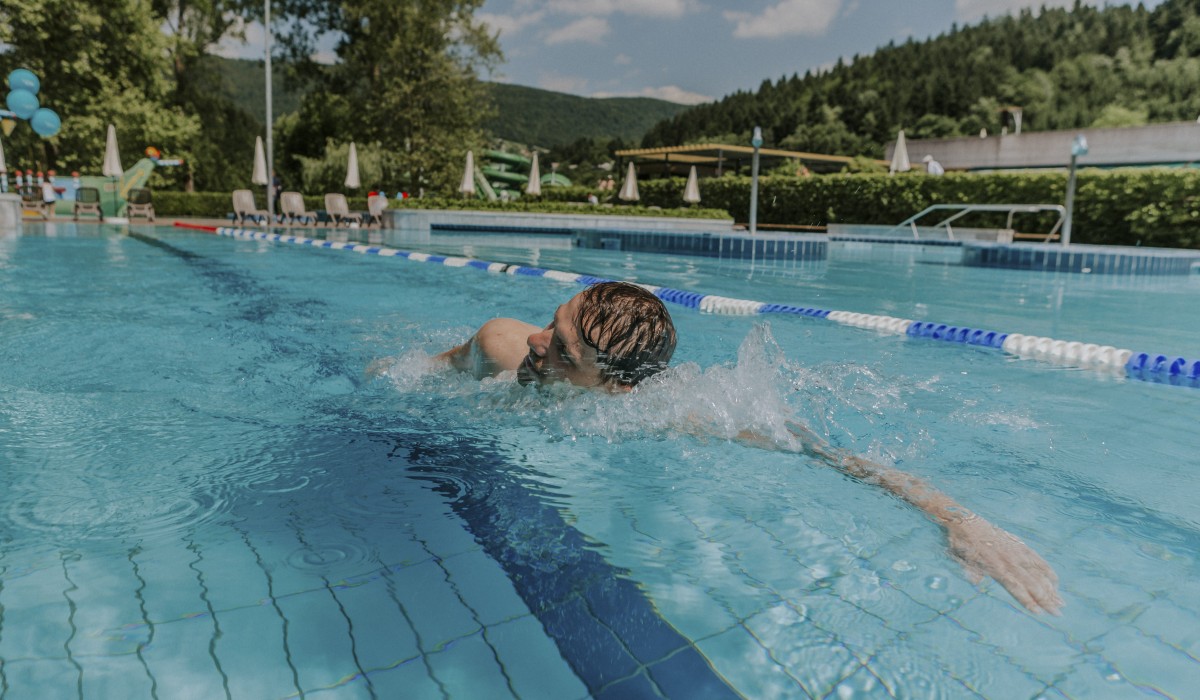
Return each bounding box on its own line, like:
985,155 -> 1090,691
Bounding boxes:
364,194 -> 388,229
126,187 -> 155,222
324,193 -> 362,228
19,185 -> 52,220
73,186 -> 103,221
279,191 -> 317,227
232,189 -> 270,225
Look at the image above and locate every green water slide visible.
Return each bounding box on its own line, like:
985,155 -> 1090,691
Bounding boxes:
51,158 -> 158,217
473,164 -> 498,200
484,150 -> 531,168
481,167 -> 529,186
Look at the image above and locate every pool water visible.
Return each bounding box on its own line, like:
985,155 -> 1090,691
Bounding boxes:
1,222 -> 1198,699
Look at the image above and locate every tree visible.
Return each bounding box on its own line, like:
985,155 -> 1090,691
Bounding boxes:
149,0 -> 263,191
637,1 -> 1199,158
0,0 -> 199,174
1090,103 -> 1150,127
274,0 -> 501,194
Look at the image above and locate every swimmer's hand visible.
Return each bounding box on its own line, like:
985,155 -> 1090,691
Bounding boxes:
943,513 -> 1063,615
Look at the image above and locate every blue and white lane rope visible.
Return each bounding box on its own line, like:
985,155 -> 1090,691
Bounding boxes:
213,227 -> 1199,389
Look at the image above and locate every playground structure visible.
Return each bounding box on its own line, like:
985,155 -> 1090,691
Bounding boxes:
473,150 -> 572,199
11,158 -> 158,218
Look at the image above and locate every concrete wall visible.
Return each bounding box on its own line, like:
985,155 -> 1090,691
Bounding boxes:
0,194 -> 21,234
383,208 -> 733,247
888,121 -> 1200,171
828,223 -> 1013,243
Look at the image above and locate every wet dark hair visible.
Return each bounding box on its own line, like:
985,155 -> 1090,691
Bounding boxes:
576,281 -> 677,387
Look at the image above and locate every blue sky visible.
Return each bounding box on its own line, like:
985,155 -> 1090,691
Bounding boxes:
214,1 -> 1163,105
475,0 -> 1163,104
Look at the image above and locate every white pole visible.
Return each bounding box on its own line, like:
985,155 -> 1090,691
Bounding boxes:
264,0 -> 275,224
1063,153 -> 1077,246
1062,135 -> 1087,246
749,126 -> 763,235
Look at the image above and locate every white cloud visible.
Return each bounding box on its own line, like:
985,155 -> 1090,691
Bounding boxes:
724,0 -> 842,39
592,85 -> 713,104
545,16 -> 610,45
614,53 -> 633,65
612,0 -> 691,18
478,11 -> 546,38
954,0 -> 1088,23
539,72 -> 591,94
213,19 -> 341,64
212,19 -> 264,60
518,0 -> 692,18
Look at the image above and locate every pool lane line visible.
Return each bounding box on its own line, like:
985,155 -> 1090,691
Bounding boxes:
211,227 -> 1199,390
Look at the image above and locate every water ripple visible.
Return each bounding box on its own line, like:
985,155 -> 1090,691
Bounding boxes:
285,541 -> 369,575
5,476 -> 228,545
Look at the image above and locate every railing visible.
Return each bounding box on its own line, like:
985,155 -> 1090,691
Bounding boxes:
889,204 -> 1066,242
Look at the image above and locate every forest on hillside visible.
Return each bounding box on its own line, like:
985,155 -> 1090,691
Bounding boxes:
644,0 -> 1200,157
483,83 -> 688,147
211,58 -> 686,148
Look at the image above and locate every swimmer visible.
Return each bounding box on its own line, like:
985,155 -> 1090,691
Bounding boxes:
435,281 -> 676,390
423,281 -> 1062,614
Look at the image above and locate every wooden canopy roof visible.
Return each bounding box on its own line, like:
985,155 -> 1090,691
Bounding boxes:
614,143 -> 881,176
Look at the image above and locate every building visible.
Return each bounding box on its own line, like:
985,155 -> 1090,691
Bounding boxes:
891,121 -> 1200,172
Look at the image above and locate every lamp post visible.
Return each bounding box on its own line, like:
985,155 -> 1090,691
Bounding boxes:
749,126 -> 763,235
264,0 -> 275,224
1063,134 -> 1087,246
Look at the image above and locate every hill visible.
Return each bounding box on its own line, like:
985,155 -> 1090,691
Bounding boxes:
205,55 -> 305,127
644,0 -> 1200,157
483,82 -> 690,147
207,57 -> 687,147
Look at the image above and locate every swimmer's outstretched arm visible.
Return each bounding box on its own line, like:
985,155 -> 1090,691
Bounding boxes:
740,421 -> 1062,615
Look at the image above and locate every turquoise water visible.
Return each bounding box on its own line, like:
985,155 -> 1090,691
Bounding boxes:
1,222 -> 1198,698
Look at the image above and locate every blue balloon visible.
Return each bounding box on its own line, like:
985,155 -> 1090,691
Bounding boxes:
6,89 -> 39,120
7,68 -> 39,95
30,108 -> 61,138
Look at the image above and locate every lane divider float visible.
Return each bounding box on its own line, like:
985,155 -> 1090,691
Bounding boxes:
209,227 -> 1197,390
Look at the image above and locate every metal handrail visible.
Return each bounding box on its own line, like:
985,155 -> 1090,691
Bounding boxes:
889,204 -> 1066,242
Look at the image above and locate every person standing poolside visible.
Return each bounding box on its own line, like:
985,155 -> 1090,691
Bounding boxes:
428,281 -> 1062,614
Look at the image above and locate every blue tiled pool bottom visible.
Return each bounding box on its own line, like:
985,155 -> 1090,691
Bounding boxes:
8,224 -> 1200,699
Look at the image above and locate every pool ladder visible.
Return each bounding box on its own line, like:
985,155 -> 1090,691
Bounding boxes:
889,203 -> 1066,242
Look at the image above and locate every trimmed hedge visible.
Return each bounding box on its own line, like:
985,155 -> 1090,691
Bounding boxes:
389,196 -> 729,220
636,170 -> 1200,249
149,170 -> 1200,249
152,191 -> 730,221
153,192 -> 368,219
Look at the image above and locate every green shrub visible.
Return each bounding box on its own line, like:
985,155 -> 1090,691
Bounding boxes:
637,170 -> 1200,248
152,191 -> 234,218
389,197 -> 730,219
147,169 -> 1200,249
153,191 -> 370,218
